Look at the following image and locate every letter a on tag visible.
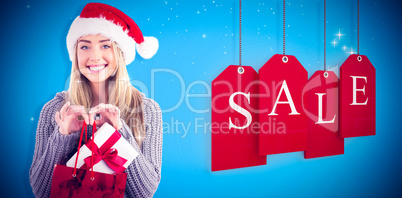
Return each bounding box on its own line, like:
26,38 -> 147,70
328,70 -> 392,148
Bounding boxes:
211,65 -> 266,171
303,71 -> 344,159
340,55 -> 376,137
258,54 -> 308,155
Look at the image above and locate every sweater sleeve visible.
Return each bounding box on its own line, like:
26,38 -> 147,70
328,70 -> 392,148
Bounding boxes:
118,98 -> 163,198
29,93 -> 81,198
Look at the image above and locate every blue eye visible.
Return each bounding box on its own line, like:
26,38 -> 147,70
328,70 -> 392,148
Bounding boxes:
102,45 -> 110,49
80,46 -> 88,50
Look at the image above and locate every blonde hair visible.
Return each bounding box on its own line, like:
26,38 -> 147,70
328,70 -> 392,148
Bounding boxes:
67,41 -> 145,147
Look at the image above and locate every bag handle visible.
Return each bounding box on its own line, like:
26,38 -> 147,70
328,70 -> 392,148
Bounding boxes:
72,121 -> 97,180
90,121 -> 96,180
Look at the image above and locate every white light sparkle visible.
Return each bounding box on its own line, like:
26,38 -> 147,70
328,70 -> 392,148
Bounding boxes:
342,45 -> 347,51
331,39 -> 338,46
335,29 -> 344,40
348,47 -> 356,55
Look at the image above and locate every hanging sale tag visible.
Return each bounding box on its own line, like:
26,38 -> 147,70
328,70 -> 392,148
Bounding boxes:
258,54 -> 308,155
303,71 -> 344,159
211,65 -> 266,171
340,54 -> 376,138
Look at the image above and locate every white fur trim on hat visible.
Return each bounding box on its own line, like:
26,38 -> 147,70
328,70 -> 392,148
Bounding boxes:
136,36 -> 159,59
66,16 -> 137,65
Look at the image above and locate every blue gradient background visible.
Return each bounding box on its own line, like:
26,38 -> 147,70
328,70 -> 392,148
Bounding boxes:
1,0 -> 401,197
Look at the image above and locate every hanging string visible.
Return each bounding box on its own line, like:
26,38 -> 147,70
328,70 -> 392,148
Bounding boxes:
239,0 -> 242,66
357,0 -> 360,55
324,0 -> 326,71
283,0 -> 286,55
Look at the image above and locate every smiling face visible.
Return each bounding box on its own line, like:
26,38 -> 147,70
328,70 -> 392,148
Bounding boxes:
76,34 -> 117,84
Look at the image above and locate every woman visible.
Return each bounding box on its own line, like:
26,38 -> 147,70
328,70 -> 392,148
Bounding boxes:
29,3 -> 162,198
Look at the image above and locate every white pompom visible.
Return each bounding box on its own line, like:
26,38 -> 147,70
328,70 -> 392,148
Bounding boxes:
136,36 -> 159,59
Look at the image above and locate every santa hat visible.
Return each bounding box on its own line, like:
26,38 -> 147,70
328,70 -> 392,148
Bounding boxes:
66,2 -> 158,65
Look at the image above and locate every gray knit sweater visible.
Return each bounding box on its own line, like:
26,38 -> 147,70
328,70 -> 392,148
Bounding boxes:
29,91 -> 163,198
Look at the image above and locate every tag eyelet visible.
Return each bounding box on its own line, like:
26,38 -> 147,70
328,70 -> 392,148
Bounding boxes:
238,67 -> 244,74
282,56 -> 288,63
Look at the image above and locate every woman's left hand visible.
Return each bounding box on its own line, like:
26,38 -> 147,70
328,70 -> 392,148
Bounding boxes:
89,103 -> 122,130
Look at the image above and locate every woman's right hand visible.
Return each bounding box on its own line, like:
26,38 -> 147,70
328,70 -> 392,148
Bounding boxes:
55,102 -> 90,135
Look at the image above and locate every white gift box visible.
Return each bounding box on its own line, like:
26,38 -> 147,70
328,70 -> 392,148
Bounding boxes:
66,122 -> 138,174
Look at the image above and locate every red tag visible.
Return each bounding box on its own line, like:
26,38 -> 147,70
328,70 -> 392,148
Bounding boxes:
303,71 -> 344,159
211,65 -> 266,171
258,54 -> 308,155
340,55 -> 376,137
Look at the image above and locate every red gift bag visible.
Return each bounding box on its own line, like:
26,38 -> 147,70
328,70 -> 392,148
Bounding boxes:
50,122 -> 127,198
